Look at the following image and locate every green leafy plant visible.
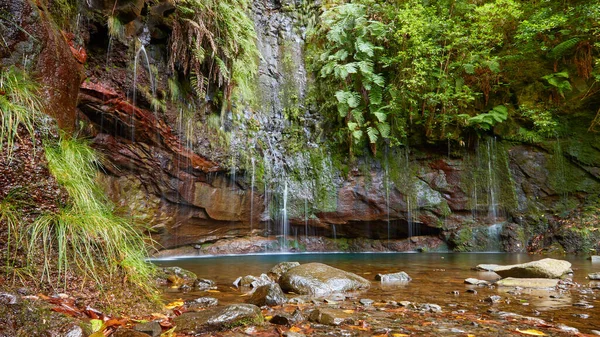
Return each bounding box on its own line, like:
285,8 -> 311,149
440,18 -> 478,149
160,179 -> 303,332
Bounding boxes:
466,105 -> 508,131
542,71 -> 572,98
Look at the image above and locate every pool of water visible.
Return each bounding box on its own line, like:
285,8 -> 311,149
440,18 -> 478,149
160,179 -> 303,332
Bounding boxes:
152,253 -> 600,333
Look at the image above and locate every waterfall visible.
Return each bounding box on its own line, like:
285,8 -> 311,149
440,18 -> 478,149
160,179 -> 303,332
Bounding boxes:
250,157 -> 255,236
486,137 -> 499,222
281,182 -> 289,251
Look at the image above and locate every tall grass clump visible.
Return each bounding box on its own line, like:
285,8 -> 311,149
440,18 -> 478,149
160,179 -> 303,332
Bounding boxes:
0,66 -> 43,158
27,137 -> 155,292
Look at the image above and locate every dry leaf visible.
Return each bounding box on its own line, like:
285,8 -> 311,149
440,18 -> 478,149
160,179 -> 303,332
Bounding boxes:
343,310 -> 355,314
516,328 -> 547,336
165,300 -> 184,309
289,326 -> 302,333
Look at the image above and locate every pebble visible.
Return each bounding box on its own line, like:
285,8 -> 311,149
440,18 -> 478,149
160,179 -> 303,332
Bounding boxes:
419,303 -> 442,313
573,313 -> 590,319
0,292 -> 18,305
484,295 -> 501,304
573,302 -> 594,309
591,330 -> 600,336
466,289 -> 477,294
359,298 -> 374,306
451,290 -> 459,296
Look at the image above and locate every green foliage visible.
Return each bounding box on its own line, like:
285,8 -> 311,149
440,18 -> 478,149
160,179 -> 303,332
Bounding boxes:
466,105 -> 508,131
542,71 -> 572,97
169,0 -> 259,122
107,16 -> 125,41
0,66 -> 43,158
27,137 -> 155,291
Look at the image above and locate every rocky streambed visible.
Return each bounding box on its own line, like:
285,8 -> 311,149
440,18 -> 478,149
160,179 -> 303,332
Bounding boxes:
151,253 -> 600,336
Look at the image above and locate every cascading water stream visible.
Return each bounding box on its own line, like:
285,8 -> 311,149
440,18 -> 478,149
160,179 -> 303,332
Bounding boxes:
281,182 -> 289,251
250,157 -> 255,236
486,137 -> 499,222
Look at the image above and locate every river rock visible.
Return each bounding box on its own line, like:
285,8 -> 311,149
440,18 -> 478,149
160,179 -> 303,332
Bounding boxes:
477,258 -> 571,278
375,271 -> 411,283
133,321 -> 162,337
589,272 -> 600,280
112,328 -> 152,337
268,262 -> 300,281
591,256 -> 600,263
173,304 -> 263,334
279,263 -> 370,296
194,278 -> 216,290
496,278 -> 559,288
308,308 -> 354,326
185,297 -> 219,310
157,267 -> 197,286
234,274 -> 273,288
270,308 -> 305,326
246,283 -> 287,306
464,278 -> 489,285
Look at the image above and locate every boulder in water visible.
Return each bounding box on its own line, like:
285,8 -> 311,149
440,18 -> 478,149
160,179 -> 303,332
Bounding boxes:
268,262 -> 300,282
476,258 -> 571,279
375,271 -> 411,283
174,304 -> 263,334
246,283 -> 287,306
156,266 -> 197,286
588,272 -> 600,280
279,263 -> 370,296
308,308 -> 354,326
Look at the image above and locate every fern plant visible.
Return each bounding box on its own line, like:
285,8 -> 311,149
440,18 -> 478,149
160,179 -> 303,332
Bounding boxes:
169,0 -> 259,124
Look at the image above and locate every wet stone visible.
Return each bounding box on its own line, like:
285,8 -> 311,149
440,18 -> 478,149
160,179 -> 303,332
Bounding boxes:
270,309 -> 304,326
185,297 -> 218,309
308,308 -> 355,326
246,283 -> 287,307
466,289 -> 478,294
194,278 -> 216,290
268,262 -> 300,281
589,272 -> 600,280
573,302 -> 594,309
359,298 -> 374,306
484,295 -> 501,304
465,278 -> 489,286
376,271 -> 411,283
279,263 -> 370,296
573,313 -> 590,319
451,290 -> 460,295
133,321 -> 162,337
173,304 -> 263,334
419,304 -> 442,313
64,326 -> 84,337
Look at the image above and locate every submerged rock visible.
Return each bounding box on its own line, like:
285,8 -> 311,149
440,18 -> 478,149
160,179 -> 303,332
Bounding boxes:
588,272 -> 600,280
279,263 -> 370,296
173,304 -> 263,334
194,278 -> 216,290
234,274 -> 273,288
464,278 -> 490,286
270,309 -> 305,326
476,258 -> 571,279
246,283 -> 287,306
496,278 -> 559,288
375,272 -> 412,283
308,308 -> 355,326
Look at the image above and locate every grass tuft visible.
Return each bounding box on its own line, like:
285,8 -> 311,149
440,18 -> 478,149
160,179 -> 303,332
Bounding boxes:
26,137 -> 155,292
0,66 -> 43,158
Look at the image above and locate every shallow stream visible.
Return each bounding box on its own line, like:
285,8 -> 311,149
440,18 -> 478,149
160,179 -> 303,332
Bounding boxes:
153,253 -> 600,334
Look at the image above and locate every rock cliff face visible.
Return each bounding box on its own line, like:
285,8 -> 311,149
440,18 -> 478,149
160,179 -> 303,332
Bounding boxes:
3,0 -> 600,255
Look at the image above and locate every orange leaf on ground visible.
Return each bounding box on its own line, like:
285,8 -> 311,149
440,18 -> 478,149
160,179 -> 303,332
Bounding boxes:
516,328 -> 547,336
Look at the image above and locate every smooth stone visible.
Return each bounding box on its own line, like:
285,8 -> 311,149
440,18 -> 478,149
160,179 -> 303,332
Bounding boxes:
279,263 -> 370,296
270,309 -> 304,326
268,262 -> 300,281
360,298 -> 374,306
157,267 -> 197,286
484,295 -> 502,304
477,258 -> 571,279
308,308 -> 354,326
185,297 -> 218,310
173,304 -> 263,334
474,264 -> 502,272
246,283 -> 287,307
112,328 -> 152,337
496,278 -> 559,289
591,256 -> 600,263
375,271 -> 411,283
591,330 -> 600,335
64,326 -> 84,337
234,274 -> 272,288
194,278 -> 216,290
133,321 -> 162,337
573,314 -> 590,319
589,272 -> 600,280
465,278 -> 489,286
419,303 -> 442,312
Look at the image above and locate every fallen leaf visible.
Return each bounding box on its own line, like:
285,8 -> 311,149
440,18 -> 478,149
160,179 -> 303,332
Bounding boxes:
165,300 -> 184,309
343,310 -> 355,314
90,319 -> 103,333
516,328 -> 547,336
289,326 -> 302,333
161,327 -> 176,337
206,290 -> 220,293
391,334 -> 409,337
265,316 -> 273,321
467,334 -> 476,337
